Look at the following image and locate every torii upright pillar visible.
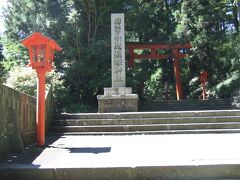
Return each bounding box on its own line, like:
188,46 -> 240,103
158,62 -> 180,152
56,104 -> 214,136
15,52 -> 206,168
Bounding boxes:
173,48 -> 183,100
126,43 -> 191,101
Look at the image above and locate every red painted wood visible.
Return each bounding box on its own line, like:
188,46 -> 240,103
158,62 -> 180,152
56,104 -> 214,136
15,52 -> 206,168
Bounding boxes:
202,83 -> 207,100
21,32 -> 62,146
36,70 -> 46,146
21,32 -> 62,72
173,49 -> 183,100
126,43 -> 171,49
126,43 -> 192,100
200,71 -> 208,100
126,43 -> 191,68
132,54 -> 170,60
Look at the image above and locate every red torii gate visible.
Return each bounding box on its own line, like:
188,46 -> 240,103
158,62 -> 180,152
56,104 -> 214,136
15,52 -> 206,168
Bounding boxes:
126,43 -> 192,100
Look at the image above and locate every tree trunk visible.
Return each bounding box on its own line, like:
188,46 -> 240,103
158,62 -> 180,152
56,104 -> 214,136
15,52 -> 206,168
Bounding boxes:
233,0 -> 239,33
238,0 -> 240,30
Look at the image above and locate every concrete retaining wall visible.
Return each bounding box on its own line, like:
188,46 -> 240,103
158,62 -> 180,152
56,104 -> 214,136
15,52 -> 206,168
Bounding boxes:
0,84 -> 54,160
232,89 -> 240,109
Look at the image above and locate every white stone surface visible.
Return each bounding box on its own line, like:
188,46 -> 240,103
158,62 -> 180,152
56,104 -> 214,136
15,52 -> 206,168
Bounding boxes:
97,94 -> 139,100
111,13 -> 126,87
4,134 -> 240,168
36,134 -> 240,168
104,87 -> 132,96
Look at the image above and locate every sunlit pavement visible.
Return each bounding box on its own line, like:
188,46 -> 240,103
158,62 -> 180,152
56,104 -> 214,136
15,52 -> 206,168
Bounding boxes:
2,133 -> 240,169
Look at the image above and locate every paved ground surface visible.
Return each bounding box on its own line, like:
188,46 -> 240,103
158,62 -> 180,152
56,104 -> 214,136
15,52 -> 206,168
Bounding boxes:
1,133 -> 240,169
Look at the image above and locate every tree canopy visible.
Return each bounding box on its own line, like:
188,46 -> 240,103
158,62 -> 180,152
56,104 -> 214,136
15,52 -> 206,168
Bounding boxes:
1,0 -> 240,112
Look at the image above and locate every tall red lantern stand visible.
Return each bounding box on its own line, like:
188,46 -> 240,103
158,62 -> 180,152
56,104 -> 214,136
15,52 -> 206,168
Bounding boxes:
200,71 -> 208,100
21,32 -> 62,146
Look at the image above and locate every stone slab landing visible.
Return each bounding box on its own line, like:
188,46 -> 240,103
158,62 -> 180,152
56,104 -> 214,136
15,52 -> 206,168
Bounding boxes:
1,133 -> 240,179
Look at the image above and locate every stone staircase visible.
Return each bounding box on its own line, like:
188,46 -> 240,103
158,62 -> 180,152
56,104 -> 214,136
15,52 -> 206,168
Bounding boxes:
3,101 -> 240,180
49,110 -> 240,135
139,99 -> 234,111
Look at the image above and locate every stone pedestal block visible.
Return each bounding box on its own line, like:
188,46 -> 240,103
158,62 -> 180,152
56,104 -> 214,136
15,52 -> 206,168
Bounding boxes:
97,87 -> 138,113
104,87 -> 132,96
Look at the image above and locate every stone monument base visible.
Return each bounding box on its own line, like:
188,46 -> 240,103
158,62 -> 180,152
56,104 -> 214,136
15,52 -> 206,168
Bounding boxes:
97,87 -> 138,113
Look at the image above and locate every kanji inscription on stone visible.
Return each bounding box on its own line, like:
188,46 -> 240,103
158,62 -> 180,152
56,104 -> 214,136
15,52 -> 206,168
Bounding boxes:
111,13 -> 126,87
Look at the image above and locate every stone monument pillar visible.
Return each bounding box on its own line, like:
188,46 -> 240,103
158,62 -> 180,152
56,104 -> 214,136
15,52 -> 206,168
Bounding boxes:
97,13 -> 138,113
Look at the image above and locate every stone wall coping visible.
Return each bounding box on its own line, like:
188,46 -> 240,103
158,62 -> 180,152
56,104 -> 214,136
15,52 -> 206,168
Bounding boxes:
97,94 -> 139,100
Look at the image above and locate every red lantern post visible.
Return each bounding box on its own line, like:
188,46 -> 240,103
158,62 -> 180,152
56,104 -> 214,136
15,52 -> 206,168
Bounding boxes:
200,71 -> 208,100
21,32 -> 62,146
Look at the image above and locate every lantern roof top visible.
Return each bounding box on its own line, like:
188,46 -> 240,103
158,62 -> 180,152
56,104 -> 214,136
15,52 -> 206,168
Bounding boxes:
21,32 -> 62,51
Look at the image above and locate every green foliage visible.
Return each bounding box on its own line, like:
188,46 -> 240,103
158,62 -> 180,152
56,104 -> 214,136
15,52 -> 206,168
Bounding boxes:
5,67 -> 37,96
1,0 -> 240,112
0,44 -> 3,61
174,0 -> 240,98
127,0 -> 179,42
62,103 -> 97,113
211,71 -> 240,98
144,67 -> 163,100
0,42 -> 4,80
1,39 -> 29,70
48,70 -> 71,112
188,76 -> 202,99
4,66 -> 69,112
127,60 -> 156,99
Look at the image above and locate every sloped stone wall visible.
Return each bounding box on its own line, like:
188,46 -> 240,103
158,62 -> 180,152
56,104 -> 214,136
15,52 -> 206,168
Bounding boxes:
0,84 -> 54,160
45,86 -> 55,130
232,89 -> 240,109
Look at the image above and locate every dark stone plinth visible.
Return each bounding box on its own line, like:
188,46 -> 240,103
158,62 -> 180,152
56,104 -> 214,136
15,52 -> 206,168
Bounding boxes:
97,94 -> 138,113
97,87 -> 138,113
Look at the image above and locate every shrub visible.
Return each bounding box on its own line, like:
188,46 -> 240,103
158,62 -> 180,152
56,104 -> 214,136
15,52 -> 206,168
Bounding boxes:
4,66 -> 70,112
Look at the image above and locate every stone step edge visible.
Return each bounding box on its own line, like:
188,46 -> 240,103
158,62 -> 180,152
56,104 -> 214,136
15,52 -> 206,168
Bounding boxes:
47,128 -> 240,136
54,115 -> 240,120
52,116 -> 240,123
50,122 -> 240,128
49,123 -> 240,133
54,110 -> 240,119
2,163 -> 240,179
